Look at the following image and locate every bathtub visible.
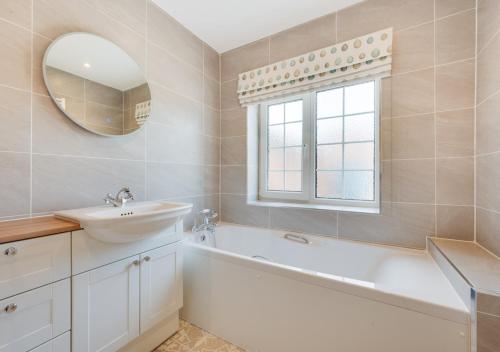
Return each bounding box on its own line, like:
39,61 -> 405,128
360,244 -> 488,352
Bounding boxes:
182,223 -> 470,352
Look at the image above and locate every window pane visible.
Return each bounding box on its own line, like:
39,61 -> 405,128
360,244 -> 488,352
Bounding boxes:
269,104 -> 284,125
317,88 -> 343,118
345,113 -> 374,142
316,171 -> 343,198
268,148 -> 284,170
285,172 -> 302,192
344,81 -> 374,115
285,147 -> 302,171
285,100 -> 303,122
344,142 -> 374,169
317,145 -> 342,170
269,124 -> 284,147
285,122 -> 302,146
268,171 -> 284,191
344,171 -> 374,200
317,117 -> 342,144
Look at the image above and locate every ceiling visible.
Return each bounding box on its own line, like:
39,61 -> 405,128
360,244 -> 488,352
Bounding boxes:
152,0 -> 364,53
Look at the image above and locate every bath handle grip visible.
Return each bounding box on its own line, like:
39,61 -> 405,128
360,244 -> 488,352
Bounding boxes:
284,233 -> 310,244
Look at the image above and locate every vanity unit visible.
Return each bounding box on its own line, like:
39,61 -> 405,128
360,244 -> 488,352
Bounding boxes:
0,201 -> 190,352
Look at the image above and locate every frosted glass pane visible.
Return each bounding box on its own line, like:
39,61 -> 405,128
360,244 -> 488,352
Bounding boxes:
285,100 -> 303,122
285,147 -> 302,171
317,145 -> 342,170
285,122 -> 302,146
316,171 -> 343,198
317,88 -> 343,118
268,148 -> 284,170
268,171 -> 284,191
345,113 -> 374,142
285,172 -> 302,192
344,142 -> 374,169
344,171 -> 374,200
269,104 -> 284,125
317,117 -> 342,144
345,81 -> 375,115
269,124 -> 284,147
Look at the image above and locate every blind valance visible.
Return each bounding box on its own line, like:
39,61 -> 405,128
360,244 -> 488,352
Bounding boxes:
237,28 -> 393,106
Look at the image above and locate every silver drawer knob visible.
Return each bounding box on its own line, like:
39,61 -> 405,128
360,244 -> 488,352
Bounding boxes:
4,247 -> 17,256
143,256 -> 151,262
4,303 -> 17,313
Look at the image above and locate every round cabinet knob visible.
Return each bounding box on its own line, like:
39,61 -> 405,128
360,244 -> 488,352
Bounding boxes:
4,247 -> 18,256
132,260 -> 140,266
4,303 -> 17,313
143,256 -> 151,262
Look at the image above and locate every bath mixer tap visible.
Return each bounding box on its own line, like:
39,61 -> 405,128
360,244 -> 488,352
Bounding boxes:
103,187 -> 134,207
192,209 -> 218,234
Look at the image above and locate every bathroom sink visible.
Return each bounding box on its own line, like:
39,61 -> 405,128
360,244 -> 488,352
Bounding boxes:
55,201 -> 192,243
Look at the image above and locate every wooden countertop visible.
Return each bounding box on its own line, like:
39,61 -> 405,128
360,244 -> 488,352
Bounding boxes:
0,216 -> 81,244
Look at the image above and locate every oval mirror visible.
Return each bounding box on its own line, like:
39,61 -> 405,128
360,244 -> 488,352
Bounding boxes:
43,32 -> 151,136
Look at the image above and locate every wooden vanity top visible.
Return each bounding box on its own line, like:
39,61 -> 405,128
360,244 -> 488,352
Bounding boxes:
0,216 -> 81,244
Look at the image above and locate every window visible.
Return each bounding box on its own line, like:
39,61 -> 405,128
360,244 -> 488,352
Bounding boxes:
259,79 -> 380,210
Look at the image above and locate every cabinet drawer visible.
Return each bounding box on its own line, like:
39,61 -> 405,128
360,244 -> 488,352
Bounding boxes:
30,332 -> 70,352
0,234 -> 71,300
0,279 -> 70,352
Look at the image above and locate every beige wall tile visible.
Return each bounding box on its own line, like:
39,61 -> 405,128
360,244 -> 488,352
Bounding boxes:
221,108 -> 246,137
339,202 -> 435,248
221,194 -> 269,227
477,33 -> 500,104
203,135 -> 220,166
270,208 -> 338,236
269,13 -> 336,63
380,77 -> 392,119
392,22 -> 434,74
221,136 -> 246,165
436,205 -> 474,241
85,80 -> 124,109
477,0 -> 500,53
477,153 -> 500,212
391,159 -> 435,203
0,0 -> 31,29
204,43 -> 220,82
32,154 -> 145,213
436,10 -> 476,65
380,120 -> 392,160
0,19 -> 30,90
221,38 -> 269,82
146,162 -> 203,199
85,0 -> 146,36
147,43 -> 203,102
436,59 -> 475,111
221,79 -> 240,110
477,208 -> 500,258
147,2 -> 202,70
437,109 -> 474,157
477,92 -> 500,155
33,34 -> 52,96
478,292 -> 500,316
391,114 -> 435,159
85,102 -> 123,130
337,0 -> 434,42
436,157 -> 474,205
391,68 -> 434,117
0,86 -> 31,152
477,311 -> 500,352
203,106 -> 220,138
203,165 -> 220,195
0,152 -> 30,217
46,67 -> 85,99
204,76 -> 220,110
436,0 -> 475,18
221,165 -> 246,194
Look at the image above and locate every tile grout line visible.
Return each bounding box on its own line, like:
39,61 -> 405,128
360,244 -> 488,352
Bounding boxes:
29,0 -> 34,217
433,0 -> 437,237
474,0 -> 479,243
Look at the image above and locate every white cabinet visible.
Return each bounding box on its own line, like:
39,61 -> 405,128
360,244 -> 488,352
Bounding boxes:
30,332 -> 70,352
72,257 -> 140,352
140,243 -> 182,333
0,279 -> 70,352
0,233 -> 71,300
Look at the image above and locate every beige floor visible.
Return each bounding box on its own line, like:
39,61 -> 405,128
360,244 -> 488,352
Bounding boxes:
154,320 -> 244,352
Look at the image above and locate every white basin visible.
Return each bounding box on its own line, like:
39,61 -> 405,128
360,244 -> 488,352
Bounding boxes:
55,201 -> 192,243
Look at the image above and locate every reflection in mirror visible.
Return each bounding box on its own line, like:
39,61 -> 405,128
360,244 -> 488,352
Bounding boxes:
43,32 -> 151,136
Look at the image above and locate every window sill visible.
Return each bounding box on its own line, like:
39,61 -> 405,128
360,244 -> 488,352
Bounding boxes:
247,200 -> 380,214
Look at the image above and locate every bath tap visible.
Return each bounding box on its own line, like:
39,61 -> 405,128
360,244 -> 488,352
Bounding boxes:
192,208 -> 218,236
103,187 -> 134,207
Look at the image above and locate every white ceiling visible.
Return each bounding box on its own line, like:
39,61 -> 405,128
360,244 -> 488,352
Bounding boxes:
45,33 -> 146,91
152,0 -> 364,53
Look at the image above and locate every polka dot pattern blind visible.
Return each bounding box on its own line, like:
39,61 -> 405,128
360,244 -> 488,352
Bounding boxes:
237,28 -> 393,106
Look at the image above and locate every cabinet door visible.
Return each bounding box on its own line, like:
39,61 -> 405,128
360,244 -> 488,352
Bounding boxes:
0,279 -> 70,352
30,332 -> 70,352
140,243 -> 182,333
72,256 -> 140,352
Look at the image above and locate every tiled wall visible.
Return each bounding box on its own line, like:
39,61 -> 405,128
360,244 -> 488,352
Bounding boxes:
220,0 -> 477,248
476,0 -> 500,257
0,0 -> 221,229
477,291 -> 500,352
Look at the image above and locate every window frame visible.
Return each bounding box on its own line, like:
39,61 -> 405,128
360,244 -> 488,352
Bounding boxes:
258,77 -> 381,210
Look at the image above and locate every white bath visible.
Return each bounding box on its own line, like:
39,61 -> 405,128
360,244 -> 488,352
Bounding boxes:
182,223 -> 470,352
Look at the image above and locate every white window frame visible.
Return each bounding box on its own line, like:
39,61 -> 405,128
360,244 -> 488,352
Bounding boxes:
258,77 -> 381,210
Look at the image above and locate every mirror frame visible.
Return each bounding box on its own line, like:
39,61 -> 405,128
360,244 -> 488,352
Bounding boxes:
42,32 -> 151,137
